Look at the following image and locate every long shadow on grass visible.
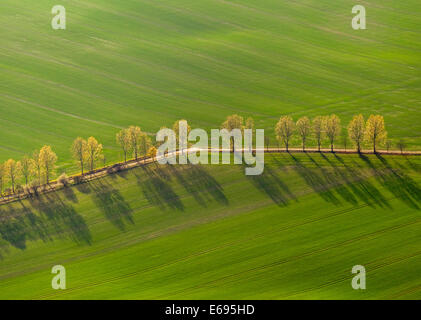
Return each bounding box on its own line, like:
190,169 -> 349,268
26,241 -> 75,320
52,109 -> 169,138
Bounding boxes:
136,165 -> 184,211
0,193 -> 92,256
363,154 -> 421,209
324,153 -> 391,209
168,164 -> 229,207
89,179 -> 134,231
287,153 -> 341,206
247,161 -> 296,207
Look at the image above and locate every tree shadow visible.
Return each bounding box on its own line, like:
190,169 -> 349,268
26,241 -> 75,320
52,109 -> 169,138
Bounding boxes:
62,186 -> 78,203
289,153 -> 341,206
90,180 -> 134,231
324,153 -> 391,209
0,194 -> 92,256
75,182 -> 91,194
136,166 -> 184,211
169,164 -> 229,207
375,155 -> 421,210
247,161 -> 296,207
31,193 -> 92,245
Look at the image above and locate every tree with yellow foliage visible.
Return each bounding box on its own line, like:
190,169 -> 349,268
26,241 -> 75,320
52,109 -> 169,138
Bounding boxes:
72,137 -> 87,174
275,116 -> 295,151
221,115 -> 244,152
128,126 -> 143,160
4,159 -> 21,193
296,116 -> 311,151
365,115 -> 387,153
325,114 -> 341,152
348,114 -> 365,153
86,137 -> 103,171
116,128 -> 132,163
39,146 -> 57,184
20,155 -> 33,186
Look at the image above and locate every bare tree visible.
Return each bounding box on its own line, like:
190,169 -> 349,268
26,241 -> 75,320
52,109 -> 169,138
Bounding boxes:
365,115 -> 387,153
348,114 -> 365,153
325,114 -> 341,152
397,140 -> 406,154
296,116 -> 311,151
385,140 -> 392,152
264,136 -> 270,151
275,116 -> 295,152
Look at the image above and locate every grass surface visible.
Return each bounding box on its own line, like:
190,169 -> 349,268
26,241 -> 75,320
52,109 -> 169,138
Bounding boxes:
0,153 -> 420,299
0,0 -> 421,177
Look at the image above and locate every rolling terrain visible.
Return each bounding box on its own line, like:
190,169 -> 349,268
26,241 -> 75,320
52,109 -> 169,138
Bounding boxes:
0,0 -> 420,176
0,153 -> 420,299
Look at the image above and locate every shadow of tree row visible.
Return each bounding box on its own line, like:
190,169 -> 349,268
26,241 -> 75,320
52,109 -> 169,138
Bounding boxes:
135,164 -> 228,210
0,193 -> 92,258
1,154 -> 419,257
279,153 -> 421,210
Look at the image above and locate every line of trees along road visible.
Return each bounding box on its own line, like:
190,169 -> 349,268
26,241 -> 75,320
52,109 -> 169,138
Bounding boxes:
0,114 -> 406,197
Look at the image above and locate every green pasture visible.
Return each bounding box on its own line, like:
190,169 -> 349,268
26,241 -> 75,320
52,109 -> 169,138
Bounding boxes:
0,0 -> 420,177
0,153 -> 420,299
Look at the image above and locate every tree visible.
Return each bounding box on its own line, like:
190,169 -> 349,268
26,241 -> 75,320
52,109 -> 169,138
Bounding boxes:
147,146 -> 157,161
116,128 -> 131,163
139,132 -> 152,157
71,137 -> 87,174
0,163 -> 4,196
312,116 -> 326,152
20,155 -> 33,186
128,126 -> 142,160
325,114 -> 341,152
397,140 -> 406,154
365,115 -> 387,153
39,146 -> 57,185
275,116 -> 295,151
385,140 -> 392,152
348,114 -> 365,153
173,120 -> 191,154
4,159 -> 21,193
32,150 -> 42,186
221,114 -> 244,151
264,136 -> 270,151
245,117 -> 255,151
86,137 -> 103,171
341,128 -> 349,151
296,116 -> 311,151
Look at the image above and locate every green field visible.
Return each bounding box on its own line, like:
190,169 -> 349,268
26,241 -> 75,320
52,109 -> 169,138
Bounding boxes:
1,0 -> 421,176
1,0 -> 421,300
0,153 -> 420,299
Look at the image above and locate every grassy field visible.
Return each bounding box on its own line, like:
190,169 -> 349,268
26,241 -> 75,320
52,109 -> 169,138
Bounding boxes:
0,0 -> 421,176
0,153 -> 420,299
